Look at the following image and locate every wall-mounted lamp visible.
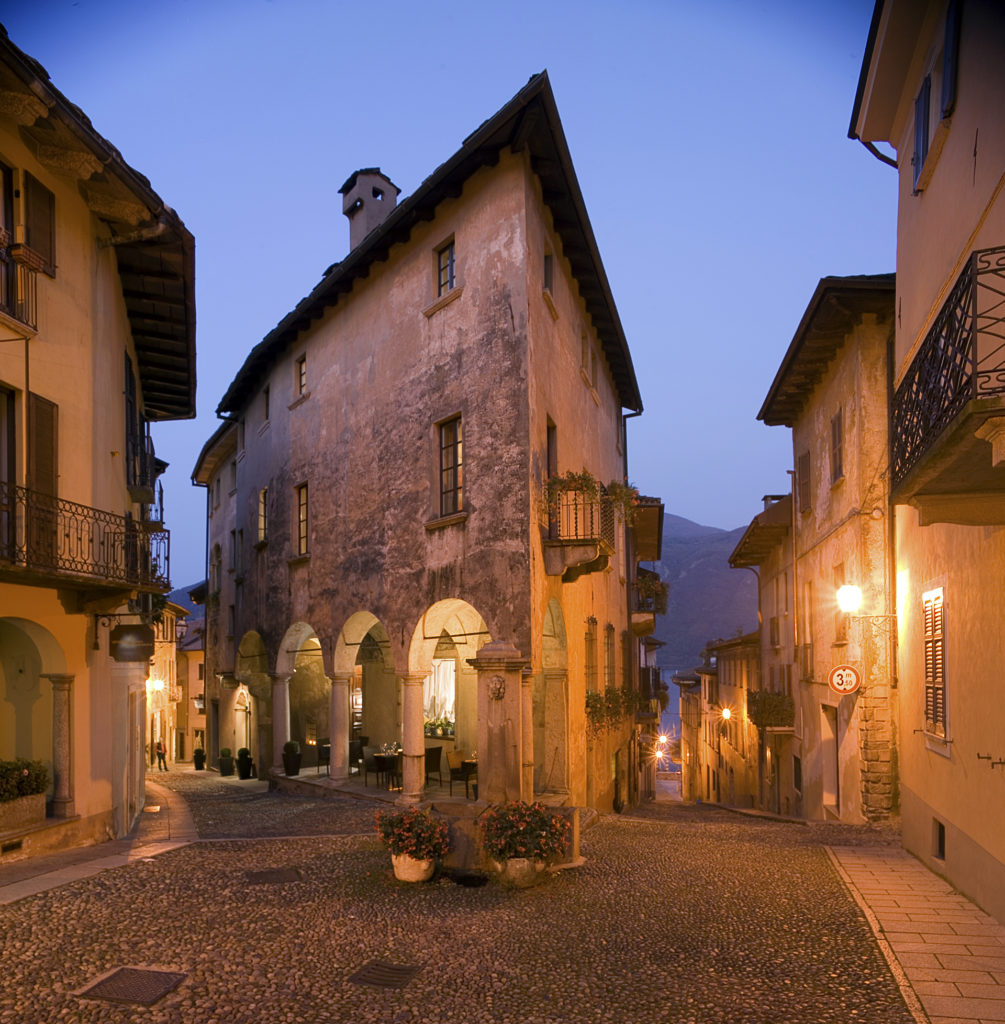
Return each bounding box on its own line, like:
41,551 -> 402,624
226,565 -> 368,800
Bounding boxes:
835,584 -> 897,634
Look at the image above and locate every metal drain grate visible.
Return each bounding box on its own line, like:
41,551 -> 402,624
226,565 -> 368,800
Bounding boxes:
348,961 -> 420,989
246,867 -> 303,884
79,967 -> 186,1005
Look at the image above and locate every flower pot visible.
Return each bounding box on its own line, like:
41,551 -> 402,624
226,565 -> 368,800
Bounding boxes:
391,853 -> 435,882
282,752 -> 301,776
193,754 -> 206,771
0,793 -> 46,833
491,857 -> 546,888
218,755 -> 235,777
237,758 -> 254,780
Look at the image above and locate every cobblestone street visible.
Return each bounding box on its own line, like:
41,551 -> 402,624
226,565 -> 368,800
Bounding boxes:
0,772 -> 924,1024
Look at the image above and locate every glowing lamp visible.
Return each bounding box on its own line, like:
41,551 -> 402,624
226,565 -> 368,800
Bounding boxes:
836,584 -> 863,613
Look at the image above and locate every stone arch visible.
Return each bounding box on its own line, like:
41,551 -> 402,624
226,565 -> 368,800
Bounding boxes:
332,612 -> 396,748
408,600 -> 491,757
276,622 -> 329,768
0,618 -> 62,766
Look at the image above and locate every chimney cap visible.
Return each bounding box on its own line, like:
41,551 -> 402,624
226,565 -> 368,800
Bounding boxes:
339,167 -> 400,196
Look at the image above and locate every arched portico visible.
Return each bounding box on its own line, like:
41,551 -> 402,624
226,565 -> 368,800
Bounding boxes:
0,618 -> 68,816
405,600 -> 492,803
234,631 -> 270,770
274,622 -> 328,773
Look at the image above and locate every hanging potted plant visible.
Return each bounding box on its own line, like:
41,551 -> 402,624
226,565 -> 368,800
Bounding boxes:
479,800 -> 571,887
193,747 -> 207,771
282,740 -> 301,777
375,806 -> 451,882
218,747 -> 235,776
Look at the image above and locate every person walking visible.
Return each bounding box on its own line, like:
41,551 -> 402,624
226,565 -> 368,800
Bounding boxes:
155,739 -> 168,772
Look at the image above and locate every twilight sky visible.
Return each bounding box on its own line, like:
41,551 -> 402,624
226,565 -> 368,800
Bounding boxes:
4,0 -> 896,587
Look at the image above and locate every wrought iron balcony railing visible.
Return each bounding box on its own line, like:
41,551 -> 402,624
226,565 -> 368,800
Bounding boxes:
0,482 -> 169,590
547,490 -> 615,548
892,245 -> 1005,487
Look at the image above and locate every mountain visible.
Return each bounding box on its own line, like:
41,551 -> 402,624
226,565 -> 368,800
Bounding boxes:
649,514 -> 757,676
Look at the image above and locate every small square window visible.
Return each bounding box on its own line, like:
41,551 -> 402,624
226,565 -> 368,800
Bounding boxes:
437,240 -> 455,297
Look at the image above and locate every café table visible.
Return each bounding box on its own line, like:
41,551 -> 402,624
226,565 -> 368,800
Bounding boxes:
373,751 -> 401,790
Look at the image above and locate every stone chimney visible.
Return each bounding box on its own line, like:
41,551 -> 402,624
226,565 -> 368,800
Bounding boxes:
339,168 -> 400,251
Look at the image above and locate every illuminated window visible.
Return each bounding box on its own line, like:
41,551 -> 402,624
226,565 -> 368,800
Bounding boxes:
258,487 -> 268,542
439,416 -> 462,515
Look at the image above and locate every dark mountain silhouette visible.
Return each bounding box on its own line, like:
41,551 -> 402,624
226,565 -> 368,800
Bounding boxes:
650,514 -> 757,676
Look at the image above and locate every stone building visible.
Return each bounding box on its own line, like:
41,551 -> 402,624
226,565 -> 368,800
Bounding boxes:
755,274 -> 897,823
0,31 -> 195,855
851,0 -> 1005,920
728,494 -> 799,815
193,72 -> 663,812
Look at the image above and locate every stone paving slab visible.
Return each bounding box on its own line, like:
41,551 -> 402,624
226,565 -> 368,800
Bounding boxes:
829,845 -> 1005,1023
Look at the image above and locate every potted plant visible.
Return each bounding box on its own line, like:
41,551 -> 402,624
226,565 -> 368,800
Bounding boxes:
375,806 -> 450,882
479,800 -> 571,887
0,758 -> 49,832
282,740 -> 301,776
236,747 -> 255,780
193,748 -> 207,771
218,747 -> 235,776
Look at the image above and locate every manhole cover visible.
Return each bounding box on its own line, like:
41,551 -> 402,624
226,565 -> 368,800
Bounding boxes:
348,961 -> 420,989
246,867 -> 303,884
79,967 -> 186,1005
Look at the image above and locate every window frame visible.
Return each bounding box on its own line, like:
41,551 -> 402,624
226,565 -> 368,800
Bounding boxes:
257,486 -> 269,544
295,482 -> 309,556
922,587 -> 947,739
436,239 -> 456,298
438,415 -> 463,517
797,450 -> 811,513
585,616 -> 598,692
23,172 -> 55,276
295,354 -> 307,397
830,409 -> 844,483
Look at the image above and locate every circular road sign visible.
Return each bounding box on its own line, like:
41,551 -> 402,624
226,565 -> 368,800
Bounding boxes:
828,664 -> 861,696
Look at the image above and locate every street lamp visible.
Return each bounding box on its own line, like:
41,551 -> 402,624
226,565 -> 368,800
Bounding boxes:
835,583 -> 897,632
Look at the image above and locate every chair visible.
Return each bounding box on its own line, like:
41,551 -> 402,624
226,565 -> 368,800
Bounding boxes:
425,746 -> 442,786
447,749 -> 473,797
348,739 -> 363,776
362,746 -> 379,787
317,739 -> 330,776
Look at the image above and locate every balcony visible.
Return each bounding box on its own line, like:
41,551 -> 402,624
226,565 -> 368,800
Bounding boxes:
0,482 -> 170,593
0,240 -> 38,335
127,431 -> 158,504
746,690 -> 795,732
892,245 -> 1005,524
631,568 -> 667,636
543,490 -> 615,581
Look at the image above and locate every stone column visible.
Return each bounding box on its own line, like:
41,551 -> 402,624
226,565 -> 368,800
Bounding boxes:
521,669 -> 534,800
543,671 -> 570,794
329,674 -> 351,780
399,672 -> 426,805
44,674 -> 74,818
270,674 -> 291,773
468,641 -> 531,804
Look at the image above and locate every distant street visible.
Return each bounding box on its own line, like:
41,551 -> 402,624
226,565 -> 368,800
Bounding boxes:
0,772 -> 916,1024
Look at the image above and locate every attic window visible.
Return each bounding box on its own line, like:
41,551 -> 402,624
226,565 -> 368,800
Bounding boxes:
372,187 -> 384,200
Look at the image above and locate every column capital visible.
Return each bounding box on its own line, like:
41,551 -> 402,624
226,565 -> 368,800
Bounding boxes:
42,673 -> 74,688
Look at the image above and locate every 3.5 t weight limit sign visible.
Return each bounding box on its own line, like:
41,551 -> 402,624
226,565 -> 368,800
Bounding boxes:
828,664 -> 861,695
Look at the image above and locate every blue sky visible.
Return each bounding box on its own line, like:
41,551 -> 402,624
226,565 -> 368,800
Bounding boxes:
4,0 -> 895,586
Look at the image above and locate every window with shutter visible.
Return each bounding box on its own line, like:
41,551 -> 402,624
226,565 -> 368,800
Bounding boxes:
922,588 -> 946,737
797,451 -> 811,513
830,409 -> 843,482
27,392 -> 57,565
913,75 -> 931,191
24,173 -> 55,275
585,617 -> 598,692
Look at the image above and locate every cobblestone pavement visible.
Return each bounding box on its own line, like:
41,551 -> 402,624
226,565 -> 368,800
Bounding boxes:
0,772 -> 919,1024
